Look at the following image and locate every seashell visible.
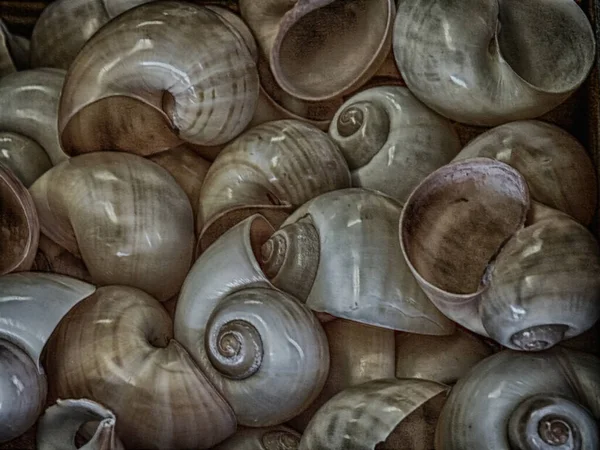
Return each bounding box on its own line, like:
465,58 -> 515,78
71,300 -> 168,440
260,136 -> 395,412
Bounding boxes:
31,234 -> 92,283
149,145 -> 211,220
0,132 -> 52,187
46,285 -> 237,450
393,0 -> 596,126
197,120 -> 350,252
58,1 -> 259,156
29,152 -> 194,301
175,214 -> 330,426
261,188 -> 454,333
299,378 -> 448,450
329,86 -> 461,203
394,329 -> 493,385
0,272 -> 95,443
436,348 -> 600,450
0,68 -> 67,165
37,399 -> 125,450
213,426 -> 301,450
30,0 -> 154,70
453,120 -> 597,225
239,0 -> 395,102
289,319 -> 396,432
0,18 -> 29,77
400,158 -> 600,350
0,162 -> 39,275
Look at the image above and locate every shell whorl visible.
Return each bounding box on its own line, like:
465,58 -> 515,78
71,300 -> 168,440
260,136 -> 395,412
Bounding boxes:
262,430 -> 300,450
212,426 -> 301,450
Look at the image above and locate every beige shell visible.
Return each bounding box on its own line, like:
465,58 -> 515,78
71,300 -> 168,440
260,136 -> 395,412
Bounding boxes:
46,285 -> 237,450
213,426 -> 301,450
0,132 -> 52,187
197,120 -> 350,252
29,152 -> 194,301
31,234 -> 92,283
58,1 -> 259,157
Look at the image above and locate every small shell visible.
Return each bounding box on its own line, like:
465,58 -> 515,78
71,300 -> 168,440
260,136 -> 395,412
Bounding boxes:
329,86 -> 461,203
37,399 -> 125,450
197,120 -> 350,252
0,132 -> 52,187
299,378 -> 448,450
213,426 -> 301,450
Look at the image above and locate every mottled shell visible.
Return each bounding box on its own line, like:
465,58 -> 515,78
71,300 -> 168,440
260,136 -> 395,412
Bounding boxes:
394,0 -> 595,125
29,152 -> 194,301
329,86 -> 461,203
0,132 -> 52,187
213,426 -> 301,450
58,1 -> 259,156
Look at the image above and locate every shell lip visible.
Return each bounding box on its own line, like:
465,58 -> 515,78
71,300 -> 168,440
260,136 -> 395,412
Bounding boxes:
270,0 -> 395,102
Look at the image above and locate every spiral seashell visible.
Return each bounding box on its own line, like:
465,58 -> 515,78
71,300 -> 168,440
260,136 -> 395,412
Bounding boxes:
0,18 -> 29,77
289,319 -> 396,432
37,399 -> 125,450
329,86 -> 461,203
175,214 -> 330,426
58,1 -> 259,157
240,0 -> 395,102
262,188 -> 454,334
299,378 -> 448,450
453,120 -> 597,225
393,0 -> 595,126
213,426 -> 301,450
400,158 -> 600,350
0,132 -> 52,187
0,272 -> 95,443
29,152 -> 194,301
0,68 -> 67,165
435,348 -> 600,450
0,163 -> 39,275
46,285 -> 237,450
197,120 -> 350,252
31,234 -> 92,283
394,329 -> 493,385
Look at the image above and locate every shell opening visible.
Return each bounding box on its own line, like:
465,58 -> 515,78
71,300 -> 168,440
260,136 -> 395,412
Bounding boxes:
539,417 -> 571,446
261,430 -> 300,450
207,319 -> 263,380
510,325 -> 569,351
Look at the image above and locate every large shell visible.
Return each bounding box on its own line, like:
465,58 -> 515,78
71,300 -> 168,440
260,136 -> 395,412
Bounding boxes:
0,132 -> 52,187
263,188 -> 454,334
453,120 -> 597,225
46,285 -> 237,450
58,1 -> 259,156
175,214 -> 330,426
197,120 -> 350,252
329,86 -> 461,203
29,152 -> 194,301
0,69 -> 67,165
213,426 -> 301,450
394,0 -> 595,125
0,163 -> 39,275
239,0 -> 395,102
400,158 -> 600,350
0,18 -> 29,77
436,349 -> 600,449
299,378 -> 448,450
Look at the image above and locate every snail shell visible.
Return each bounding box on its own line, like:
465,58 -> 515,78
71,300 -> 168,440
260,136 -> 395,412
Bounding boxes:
0,18 -> 29,77
58,1 -> 259,156
0,68 -> 67,165
261,188 -> 454,334
400,158 -> 600,350
329,86 -> 461,203
46,285 -> 237,450
0,132 -> 52,188
453,120 -> 597,225
32,234 -> 92,283
29,152 -> 194,301
213,426 -> 301,450
395,329 -> 493,385
239,0 -> 395,102
197,120 -> 350,252
175,214 -> 330,426
37,399 -> 125,450
394,0 -> 595,125
299,378 -> 448,450
436,348 -> 600,450
0,272 -> 95,443
0,163 -> 39,275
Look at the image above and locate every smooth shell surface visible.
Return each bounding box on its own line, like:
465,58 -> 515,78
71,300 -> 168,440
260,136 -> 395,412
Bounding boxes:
394,0 -> 596,125
0,131 -> 52,187
0,69 -> 67,165
29,152 -> 194,301
46,285 -> 237,450
37,399 -> 125,450
299,378 -> 448,450
329,86 -> 461,203
59,1 -> 259,156
213,426 -> 301,450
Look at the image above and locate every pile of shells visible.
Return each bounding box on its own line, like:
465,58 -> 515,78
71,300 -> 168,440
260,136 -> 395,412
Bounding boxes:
0,0 -> 599,449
